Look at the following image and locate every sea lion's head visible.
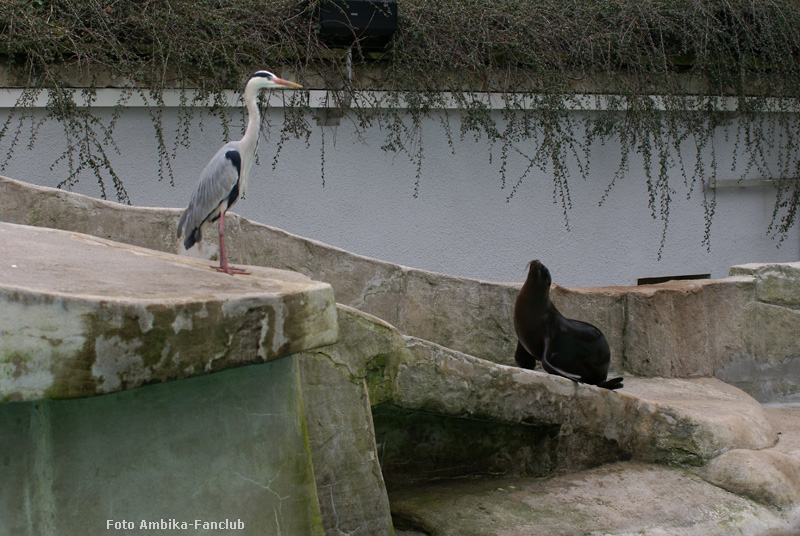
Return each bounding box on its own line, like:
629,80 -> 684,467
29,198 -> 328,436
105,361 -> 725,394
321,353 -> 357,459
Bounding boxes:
526,259 -> 552,289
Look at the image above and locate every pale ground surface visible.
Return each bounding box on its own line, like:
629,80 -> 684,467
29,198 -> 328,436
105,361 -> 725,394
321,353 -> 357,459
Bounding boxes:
392,404 -> 800,536
765,405 -> 800,459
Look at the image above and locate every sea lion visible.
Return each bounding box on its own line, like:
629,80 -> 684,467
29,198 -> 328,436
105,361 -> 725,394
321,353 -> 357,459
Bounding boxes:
513,260 -> 623,390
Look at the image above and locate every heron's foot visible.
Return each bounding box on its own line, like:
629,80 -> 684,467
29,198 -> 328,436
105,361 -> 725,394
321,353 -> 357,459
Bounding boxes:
212,264 -> 250,276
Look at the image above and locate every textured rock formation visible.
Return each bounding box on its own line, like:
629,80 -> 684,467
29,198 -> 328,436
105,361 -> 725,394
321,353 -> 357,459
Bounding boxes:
2,175 -> 799,535
4,175 -> 799,401
297,306 -> 403,536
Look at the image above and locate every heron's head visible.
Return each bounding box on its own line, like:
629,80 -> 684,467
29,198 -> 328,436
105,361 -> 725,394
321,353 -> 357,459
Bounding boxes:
247,70 -> 302,91
239,70 -> 302,105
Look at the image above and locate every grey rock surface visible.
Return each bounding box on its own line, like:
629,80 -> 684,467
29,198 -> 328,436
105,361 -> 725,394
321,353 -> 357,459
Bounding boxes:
693,405 -> 800,511
766,405 -> 800,458
389,462 -> 798,536
3,175 -> 800,401
395,338 -> 775,465
298,305 -> 403,536
698,449 -> 800,509
3,175 -> 800,535
0,222 -> 337,401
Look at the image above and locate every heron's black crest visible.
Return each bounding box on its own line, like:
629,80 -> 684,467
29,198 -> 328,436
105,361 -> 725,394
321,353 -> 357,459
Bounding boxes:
251,70 -> 275,80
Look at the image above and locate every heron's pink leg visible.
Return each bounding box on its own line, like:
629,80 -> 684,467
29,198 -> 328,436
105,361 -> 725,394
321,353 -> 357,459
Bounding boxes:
213,211 -> 249,275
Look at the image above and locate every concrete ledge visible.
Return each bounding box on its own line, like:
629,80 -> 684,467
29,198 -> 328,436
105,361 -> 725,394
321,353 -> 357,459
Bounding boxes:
392,338 -> 776,468
297,305 -> 401,536
0,222 -> 337,401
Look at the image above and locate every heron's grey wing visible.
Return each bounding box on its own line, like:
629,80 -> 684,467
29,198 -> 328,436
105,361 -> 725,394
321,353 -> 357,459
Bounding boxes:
178,144 -> 241,247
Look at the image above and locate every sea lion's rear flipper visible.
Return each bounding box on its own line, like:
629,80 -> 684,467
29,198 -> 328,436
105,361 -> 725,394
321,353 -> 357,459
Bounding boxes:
597,377 -> 624,390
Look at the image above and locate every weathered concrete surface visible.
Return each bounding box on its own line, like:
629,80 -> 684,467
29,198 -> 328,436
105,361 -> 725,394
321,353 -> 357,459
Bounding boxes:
719,263 -> 800,402
3,174 -> 800,534
0,359 -> 325,536
766,405 -> 800,458
0,175 -> 181,253
382,339 -> 800,535
0,220 -> 395,535
298,305 -> 402,536
389,462 -> 798,536
731,262 -> 800,308
0,222 -> 337,401
5,175 -> 800,401
698,449 -> 800,509
716,358 -> 800,404
622,278 -> 755,378
695,405 -> 800,511
621,377 -> 777,461
295,306 -> 794,534
0,175 -> 521,366
390,339 -> 775,469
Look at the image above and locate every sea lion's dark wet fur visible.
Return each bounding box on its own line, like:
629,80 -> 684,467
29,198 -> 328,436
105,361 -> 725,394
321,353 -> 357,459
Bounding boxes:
514,260 -> 623,390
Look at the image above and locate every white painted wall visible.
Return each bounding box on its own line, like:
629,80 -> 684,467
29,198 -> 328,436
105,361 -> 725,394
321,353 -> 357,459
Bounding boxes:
2,102 -> 797,287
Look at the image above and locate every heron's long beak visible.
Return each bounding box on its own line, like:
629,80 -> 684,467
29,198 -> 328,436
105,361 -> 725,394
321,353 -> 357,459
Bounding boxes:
273,77 -> 303,89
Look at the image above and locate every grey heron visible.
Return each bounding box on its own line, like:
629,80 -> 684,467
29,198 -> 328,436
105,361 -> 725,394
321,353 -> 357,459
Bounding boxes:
177,70 -> 302,274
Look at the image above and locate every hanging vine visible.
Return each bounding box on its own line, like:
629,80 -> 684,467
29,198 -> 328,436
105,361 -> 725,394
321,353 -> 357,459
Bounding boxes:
1,0 -> 800,253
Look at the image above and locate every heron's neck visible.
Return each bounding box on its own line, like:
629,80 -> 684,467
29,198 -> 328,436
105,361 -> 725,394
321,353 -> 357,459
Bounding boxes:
240,91 -> 261,156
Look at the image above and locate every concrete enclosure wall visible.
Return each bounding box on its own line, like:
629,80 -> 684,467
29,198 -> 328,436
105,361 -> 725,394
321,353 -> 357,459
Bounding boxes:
0,102 -> 797,287
2,176 -> 798,402
1,359 -> 325,536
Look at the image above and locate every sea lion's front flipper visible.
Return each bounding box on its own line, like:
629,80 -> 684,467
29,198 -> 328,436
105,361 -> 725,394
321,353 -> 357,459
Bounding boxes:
514,341 -> 538,370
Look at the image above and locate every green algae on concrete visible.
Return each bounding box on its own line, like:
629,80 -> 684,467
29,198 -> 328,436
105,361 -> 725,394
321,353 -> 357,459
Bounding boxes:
297,306 -> 401,536
1,358 -> 325,536
0,222 -> 338,401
